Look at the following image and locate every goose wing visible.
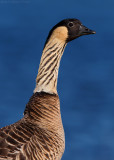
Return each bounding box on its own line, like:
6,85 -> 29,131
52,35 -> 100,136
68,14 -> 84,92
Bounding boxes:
0,119 -> 50,160
0,118 -> 31,159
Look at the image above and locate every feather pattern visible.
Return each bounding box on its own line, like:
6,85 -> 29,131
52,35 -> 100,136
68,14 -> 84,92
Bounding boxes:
34,38 -> 67,94
0,25 -> 67,160
0,18 -> 95,160
0,92 -> 65,160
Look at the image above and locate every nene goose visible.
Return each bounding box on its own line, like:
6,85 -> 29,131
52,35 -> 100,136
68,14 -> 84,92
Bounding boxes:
0,19 -> 95,160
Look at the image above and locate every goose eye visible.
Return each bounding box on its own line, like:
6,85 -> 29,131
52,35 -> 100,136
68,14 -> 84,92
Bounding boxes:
68,22 -> 74,27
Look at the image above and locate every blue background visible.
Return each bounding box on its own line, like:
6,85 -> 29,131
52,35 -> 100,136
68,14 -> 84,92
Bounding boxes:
0,0 -> 114,160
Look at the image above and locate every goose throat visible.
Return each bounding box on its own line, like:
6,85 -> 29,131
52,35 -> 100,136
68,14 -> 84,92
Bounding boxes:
34,38 -> 67,94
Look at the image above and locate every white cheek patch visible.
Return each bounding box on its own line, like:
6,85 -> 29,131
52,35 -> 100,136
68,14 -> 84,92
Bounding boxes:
50,26 -> 68,42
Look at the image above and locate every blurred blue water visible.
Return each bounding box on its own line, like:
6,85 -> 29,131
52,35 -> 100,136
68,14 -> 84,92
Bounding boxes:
0,0 -> 114,160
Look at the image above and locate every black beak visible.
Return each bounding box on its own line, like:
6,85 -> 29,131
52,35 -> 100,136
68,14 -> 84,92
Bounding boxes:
79,25 -> 96,35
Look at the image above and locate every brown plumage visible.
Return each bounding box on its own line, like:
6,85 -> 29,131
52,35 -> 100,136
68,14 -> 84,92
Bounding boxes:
0,92 -> 64,160
0,19 -> 95,160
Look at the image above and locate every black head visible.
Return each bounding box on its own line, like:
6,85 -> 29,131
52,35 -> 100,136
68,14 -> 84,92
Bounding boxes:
44,18 -> 96,47
60,19 -> 96,42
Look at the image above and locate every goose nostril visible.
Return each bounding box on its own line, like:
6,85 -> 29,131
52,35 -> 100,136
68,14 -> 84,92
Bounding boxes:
85,28 -> 89,31
79,25 -> 95,35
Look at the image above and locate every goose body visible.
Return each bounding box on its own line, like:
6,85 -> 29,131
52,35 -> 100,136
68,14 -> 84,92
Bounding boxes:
0,19 -> 95,160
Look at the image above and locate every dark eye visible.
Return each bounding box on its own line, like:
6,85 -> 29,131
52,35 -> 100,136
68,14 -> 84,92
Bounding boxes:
68,22 -> 74,27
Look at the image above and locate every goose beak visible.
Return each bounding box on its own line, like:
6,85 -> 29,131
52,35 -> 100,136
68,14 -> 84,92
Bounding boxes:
79,25 -> 96,35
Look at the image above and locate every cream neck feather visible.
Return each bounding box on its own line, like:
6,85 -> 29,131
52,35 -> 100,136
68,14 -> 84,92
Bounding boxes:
34,38 -> 67,94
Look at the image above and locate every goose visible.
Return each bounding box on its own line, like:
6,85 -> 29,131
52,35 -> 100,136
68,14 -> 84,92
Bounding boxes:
0,18 -> 95,160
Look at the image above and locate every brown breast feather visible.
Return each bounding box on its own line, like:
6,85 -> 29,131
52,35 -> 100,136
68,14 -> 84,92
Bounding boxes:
0,92 -> 65,160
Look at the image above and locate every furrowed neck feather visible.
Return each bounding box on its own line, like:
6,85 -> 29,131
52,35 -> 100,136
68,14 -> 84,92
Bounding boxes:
34,37 -> 67,94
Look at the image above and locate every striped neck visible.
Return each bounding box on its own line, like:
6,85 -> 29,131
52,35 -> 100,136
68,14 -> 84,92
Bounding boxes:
34,38 -> 67,94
